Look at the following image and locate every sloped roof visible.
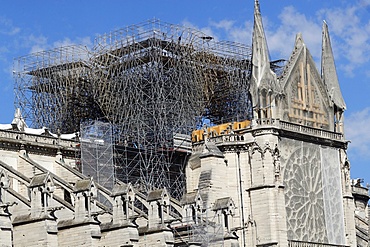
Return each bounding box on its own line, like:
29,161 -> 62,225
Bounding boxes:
199,141 -> 224,159
73,178 -> 93,192
147,188 -> 168,202
29,172 -> 51,188
111,183 -> 134,196
180,191 -> 202,205
213,197 -> 234,211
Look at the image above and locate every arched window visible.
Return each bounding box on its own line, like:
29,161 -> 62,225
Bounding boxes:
158,203 -> 162,219
84,195 -> 89,212
191,205 -> 196,223
223,210 -> 228,229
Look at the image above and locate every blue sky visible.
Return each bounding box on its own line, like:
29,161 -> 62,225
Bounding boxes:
0,0 -> 370,184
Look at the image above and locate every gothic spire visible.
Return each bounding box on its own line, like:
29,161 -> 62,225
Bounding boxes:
321,21 -> 346,110
251,0 -> 271,87
250,0 -> 277,109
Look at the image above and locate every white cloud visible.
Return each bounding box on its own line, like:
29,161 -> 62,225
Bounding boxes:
0,46 -> 9,62
227,22 -> 252,44
365,69 -> 370,78
345,107 -> 370,158
359,0 -> 370,8
53,38 -> 74,48
8,34 -> 93,75
266,6 -> 322,60
1,63 -> 13,91
53,37 -> 92,49
77,36 -> 93,49
188,6 -> 322,61
181,20 -> 220,41
181,18 -> 252,46
25,35 -> 92,55
0,16 -> 20,36
210,19 -> 235,31
340,64 -> 356,78
181,18 -> 251,45
24,34 -> 48,53
318,3 -> 370,75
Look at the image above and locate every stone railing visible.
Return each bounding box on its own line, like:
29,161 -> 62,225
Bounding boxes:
0,129 -> 77,149
279,121 -> 343,140
256,118 -> 343,141
351,185 -> 369,197
213,134 -> 246,144
288,240 -> 348,247
255,118 -> 278,126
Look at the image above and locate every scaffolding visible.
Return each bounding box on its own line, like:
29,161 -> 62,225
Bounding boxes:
191,213 -> 225,246
80,120 -> 114,205
14,45 -> 97,133
14,19 -> 252,199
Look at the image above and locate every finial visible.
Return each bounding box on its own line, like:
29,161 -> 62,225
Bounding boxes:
254,0 -> 261,13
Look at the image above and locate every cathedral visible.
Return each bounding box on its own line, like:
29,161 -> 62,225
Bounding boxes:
0,1 -> 369,246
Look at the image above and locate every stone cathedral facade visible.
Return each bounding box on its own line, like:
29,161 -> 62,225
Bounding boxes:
0,1 -> 369,246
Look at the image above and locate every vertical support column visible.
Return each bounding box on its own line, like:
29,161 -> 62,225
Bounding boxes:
0,204 -> 13,247
0,172 -> 13,247
144,189 -> 174,246
246,136 -> 288,246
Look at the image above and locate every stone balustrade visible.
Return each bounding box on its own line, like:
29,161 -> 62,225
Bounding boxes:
352,185 -> 369,197
288,240 -> 348,247
280,121 -> 343,140
0,129 -> 77,149
257,118 -> 343,141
